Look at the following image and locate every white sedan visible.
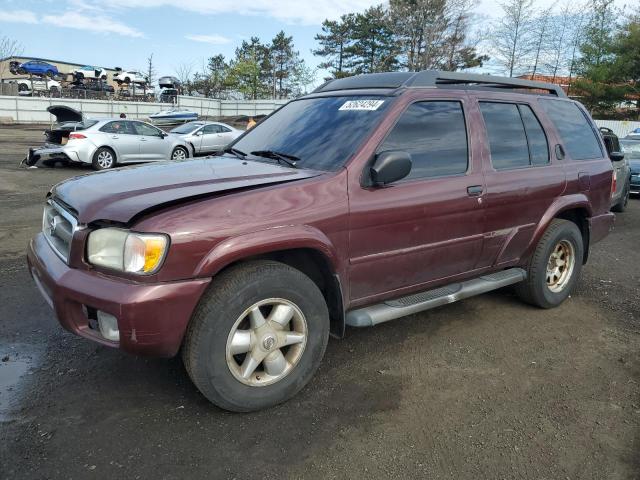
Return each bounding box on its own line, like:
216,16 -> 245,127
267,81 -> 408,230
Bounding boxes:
170,121 -> 243,155
113,70 -> 146,84
72,65 -> 107,80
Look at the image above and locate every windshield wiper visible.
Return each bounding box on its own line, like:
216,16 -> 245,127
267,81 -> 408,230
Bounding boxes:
250,150 -> 299,168
223,147 -> 247,160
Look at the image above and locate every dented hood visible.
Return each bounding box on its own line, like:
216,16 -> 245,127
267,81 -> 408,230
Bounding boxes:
51,157 -> 321,224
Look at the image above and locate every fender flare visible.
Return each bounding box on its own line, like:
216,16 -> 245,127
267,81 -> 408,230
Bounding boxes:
194,225 -> 342,279
524,194 -> 593,260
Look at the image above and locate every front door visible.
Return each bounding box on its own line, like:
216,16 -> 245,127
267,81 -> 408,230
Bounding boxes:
132,121 -> 169,161
200,124 -> 228,153
348,97 -> 486,303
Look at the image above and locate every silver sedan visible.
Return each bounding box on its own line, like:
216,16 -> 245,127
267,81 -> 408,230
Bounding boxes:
170,121 -> 243,155
30,118 -> 192,170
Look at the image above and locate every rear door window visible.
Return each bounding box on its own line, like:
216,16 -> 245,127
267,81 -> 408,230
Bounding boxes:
480,102 -> 530,170
518,105 -> 549,166
100,121 -> 135,134
480,102 -> 550,169
540,99 -> 603,160
377,101 -> 468,180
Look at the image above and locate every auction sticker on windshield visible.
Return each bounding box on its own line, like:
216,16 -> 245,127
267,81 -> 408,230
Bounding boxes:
339,100 -> 385,111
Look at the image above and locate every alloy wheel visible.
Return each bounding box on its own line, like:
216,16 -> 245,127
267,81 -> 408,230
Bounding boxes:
546,240 -> 575,293
225,298 -> 307,387
97,150 -> 113,169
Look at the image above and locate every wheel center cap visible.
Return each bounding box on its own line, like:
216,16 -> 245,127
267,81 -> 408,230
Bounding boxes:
262,335 -> 276,351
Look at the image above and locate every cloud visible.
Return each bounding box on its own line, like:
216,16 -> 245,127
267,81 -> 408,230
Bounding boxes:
42,11 -> 144,37
0,10 -> 39,24
185,34 -> 232,45
103,0 -> 377,25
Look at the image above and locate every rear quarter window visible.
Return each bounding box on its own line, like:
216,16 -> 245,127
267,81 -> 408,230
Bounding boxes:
540,100 -> 603,160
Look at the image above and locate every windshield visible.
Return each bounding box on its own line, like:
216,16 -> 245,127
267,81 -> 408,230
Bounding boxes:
232,95 -> 393,171
171,123 -> 202,134
620,140 -> 640,160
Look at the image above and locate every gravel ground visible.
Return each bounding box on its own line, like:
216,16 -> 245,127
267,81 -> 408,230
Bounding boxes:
0,124 -> 639,479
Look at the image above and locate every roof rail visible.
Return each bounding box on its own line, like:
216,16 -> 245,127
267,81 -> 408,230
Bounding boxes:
314,70 -> 567,98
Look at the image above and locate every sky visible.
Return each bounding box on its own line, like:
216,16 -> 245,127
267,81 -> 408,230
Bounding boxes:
0,0 -> 631,87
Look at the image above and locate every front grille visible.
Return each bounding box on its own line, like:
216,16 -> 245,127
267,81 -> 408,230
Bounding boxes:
42,199 -> 77,263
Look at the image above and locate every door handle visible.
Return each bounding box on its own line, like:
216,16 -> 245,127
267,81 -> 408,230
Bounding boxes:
467,185 -> 484,196
140,138 -> 146,141
111,135 -> 119,139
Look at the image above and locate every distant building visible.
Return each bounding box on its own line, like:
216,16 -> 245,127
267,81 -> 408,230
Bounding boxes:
516,73 -> 573,94
0,56 -> 120,87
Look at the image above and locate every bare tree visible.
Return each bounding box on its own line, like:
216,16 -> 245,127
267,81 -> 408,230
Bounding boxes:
174,62 -> 194,94
544,2 -> 576,80
529,6 -> 553,76
145,53 -> 156,86
0,35 -> 24,83
491,0 -> 535,77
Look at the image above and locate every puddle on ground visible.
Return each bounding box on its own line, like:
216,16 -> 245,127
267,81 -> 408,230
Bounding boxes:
0,344 -> 41,422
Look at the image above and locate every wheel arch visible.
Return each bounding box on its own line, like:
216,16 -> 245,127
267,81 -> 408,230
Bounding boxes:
529,195 -> 592,265
195,228 -> 346,338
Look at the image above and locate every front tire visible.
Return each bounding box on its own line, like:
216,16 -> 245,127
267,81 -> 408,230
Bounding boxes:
171,146 -> 188,161
516,219 -> 584,308
182,261 -> 330,412
92,147 -> 116,170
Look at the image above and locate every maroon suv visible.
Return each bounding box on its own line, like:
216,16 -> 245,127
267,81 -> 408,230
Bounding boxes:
28,71 -> 615,411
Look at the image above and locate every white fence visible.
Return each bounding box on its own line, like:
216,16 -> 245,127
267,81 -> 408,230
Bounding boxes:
593,119 -> 640,138
0,95 -> 288,124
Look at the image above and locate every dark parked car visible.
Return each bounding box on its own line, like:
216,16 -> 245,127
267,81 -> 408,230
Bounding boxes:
70,80 -> 115,93
28,71 -> 615,412
620,139 -> 640,195
600,127 -> 631,212
17,60 -> 59,77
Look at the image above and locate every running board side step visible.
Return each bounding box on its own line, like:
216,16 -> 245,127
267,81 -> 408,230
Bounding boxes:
345,268 -> 527,327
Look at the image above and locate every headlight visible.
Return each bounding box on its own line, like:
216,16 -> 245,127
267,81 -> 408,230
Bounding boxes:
87,228 -> 168,274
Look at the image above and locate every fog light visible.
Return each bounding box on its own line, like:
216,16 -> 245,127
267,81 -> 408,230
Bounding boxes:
97,311 -> 120,342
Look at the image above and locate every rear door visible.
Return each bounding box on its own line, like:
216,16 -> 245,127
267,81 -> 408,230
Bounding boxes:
475,97 -> 566,268
132,121 -> 170,161
348,95 -> 486,301
99,121 -> 139,162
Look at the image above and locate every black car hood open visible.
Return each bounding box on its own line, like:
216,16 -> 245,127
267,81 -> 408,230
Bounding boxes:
47,105 -> 83,124
51,157 -> 322,224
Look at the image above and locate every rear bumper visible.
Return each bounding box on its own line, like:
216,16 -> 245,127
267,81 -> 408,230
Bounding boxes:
27,233 -> 210,357
589,212 -> 615,244
26,143 -> 92,166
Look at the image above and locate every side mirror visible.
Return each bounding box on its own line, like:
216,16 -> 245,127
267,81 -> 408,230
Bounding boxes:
159,131 -> 168,138
194,130 -> 203,136
609,151 -> 624,162
370,151 -> 412,186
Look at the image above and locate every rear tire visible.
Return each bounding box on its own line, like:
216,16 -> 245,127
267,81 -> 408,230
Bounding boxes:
182,260 -> 330,412
92,147 -> 116,170
515,219 -> 583,308
611,180 -> 629,213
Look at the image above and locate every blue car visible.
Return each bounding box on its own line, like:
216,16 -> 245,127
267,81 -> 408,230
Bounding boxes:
17,60 -> 59,77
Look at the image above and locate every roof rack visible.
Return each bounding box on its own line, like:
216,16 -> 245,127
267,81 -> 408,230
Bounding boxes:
314,70 -> 567,98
